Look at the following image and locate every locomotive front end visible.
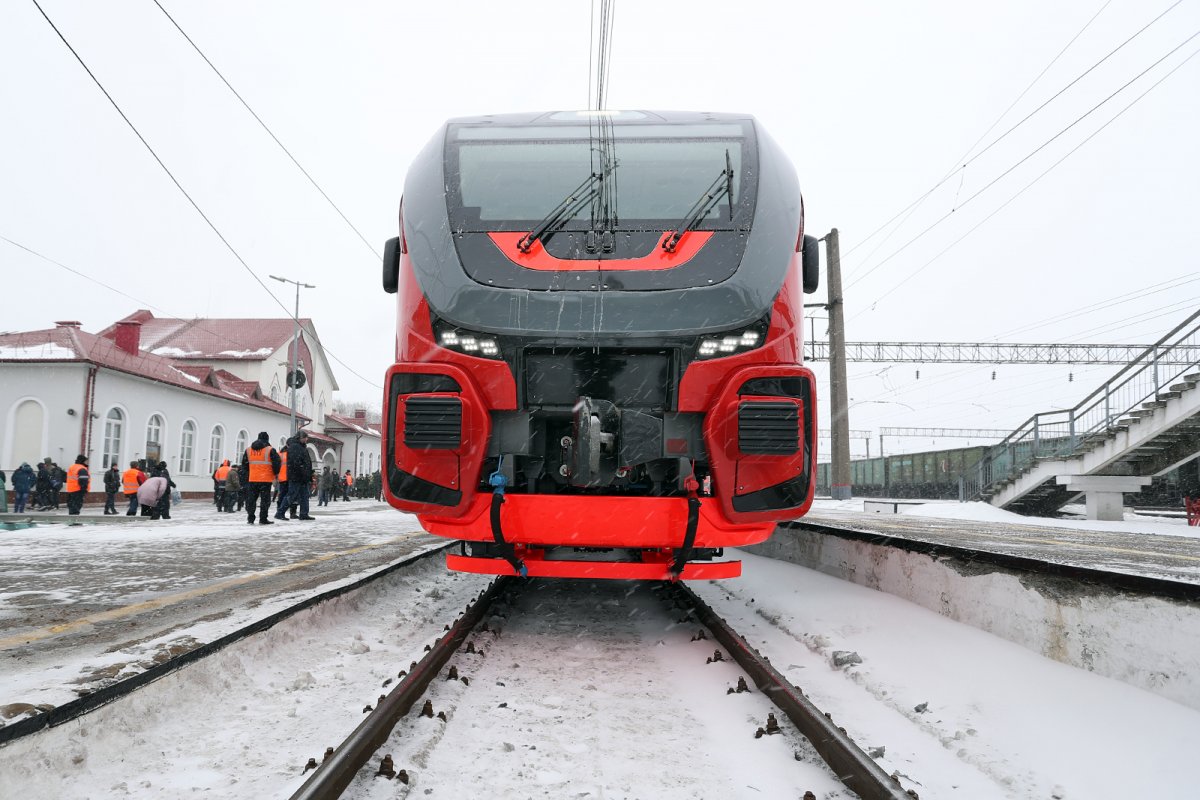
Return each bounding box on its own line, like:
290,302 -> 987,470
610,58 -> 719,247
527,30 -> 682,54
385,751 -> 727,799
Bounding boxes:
382,111 -> 820,580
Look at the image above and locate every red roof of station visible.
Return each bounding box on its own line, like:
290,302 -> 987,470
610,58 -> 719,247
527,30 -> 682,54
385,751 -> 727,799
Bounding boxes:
0,324 -> 305,419
96,310 -> 310,361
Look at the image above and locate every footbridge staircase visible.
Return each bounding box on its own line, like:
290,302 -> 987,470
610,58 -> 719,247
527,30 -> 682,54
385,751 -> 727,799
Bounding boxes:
961,309 -> 1200,517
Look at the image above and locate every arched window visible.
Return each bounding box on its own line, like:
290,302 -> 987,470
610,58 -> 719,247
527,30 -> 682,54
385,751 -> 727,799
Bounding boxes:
318,400 -> 325,424
209,425 -> 224,471
8,398 -> 46,467
180,421 -> 196,473
358,452 -> 364,473
102,408 -> 124,469
367,452 -> 373,472
146,414 -> 164,463
235,429 -> 249,458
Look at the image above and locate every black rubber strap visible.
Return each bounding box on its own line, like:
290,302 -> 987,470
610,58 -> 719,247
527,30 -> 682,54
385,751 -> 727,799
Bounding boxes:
489,491 -> 525,576
669,496 -> 702,577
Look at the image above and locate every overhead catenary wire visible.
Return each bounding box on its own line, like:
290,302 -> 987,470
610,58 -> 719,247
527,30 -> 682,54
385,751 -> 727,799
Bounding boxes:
29,0 -> 382,390
844,0 -> 1180,272
843,0 -> 1118,270
148,0 -> 381,261
846,37 -> 1200,315
1,233 -> 381,396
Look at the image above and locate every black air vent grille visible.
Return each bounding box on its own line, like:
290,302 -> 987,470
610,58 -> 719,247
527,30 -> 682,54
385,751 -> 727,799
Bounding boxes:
738,401 -> 799,455
404,397 -> 462,450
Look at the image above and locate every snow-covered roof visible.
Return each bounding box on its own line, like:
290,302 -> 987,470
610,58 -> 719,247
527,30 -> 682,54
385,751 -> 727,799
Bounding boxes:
325,413 -> 382,438
0,326 -> 306,419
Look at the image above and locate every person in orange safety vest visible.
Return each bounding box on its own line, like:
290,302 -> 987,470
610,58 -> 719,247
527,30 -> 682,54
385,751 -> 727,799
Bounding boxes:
239,432 -> 280,525
343,470 -> 353,502
122,460 -> 146,516
274,446 -> 293,520
213,459 -> 231,512
65,455 -> 90,516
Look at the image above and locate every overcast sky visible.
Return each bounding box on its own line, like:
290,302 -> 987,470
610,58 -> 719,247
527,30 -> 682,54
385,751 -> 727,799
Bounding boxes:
2,1 -> 1198,456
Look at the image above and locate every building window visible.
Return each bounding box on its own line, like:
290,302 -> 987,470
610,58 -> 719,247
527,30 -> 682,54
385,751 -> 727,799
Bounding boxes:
180,421 -> 196,473
102,408 -> 124,469
146,414 -> 164,463
209,425 -> 224,470
236,429 -> 248,458
358,452 -> 364,474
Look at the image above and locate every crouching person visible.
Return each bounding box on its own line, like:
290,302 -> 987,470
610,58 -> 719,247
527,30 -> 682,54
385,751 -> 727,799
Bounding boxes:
137,476 -> 169,520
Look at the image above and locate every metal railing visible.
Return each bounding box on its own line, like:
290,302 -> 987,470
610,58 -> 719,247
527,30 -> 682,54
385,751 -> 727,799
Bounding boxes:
960,308 -> 1200,501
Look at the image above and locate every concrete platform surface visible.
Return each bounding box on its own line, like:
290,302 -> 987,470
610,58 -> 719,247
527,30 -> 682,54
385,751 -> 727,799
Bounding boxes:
0,499 -> 440,714
799,501 -> 1200,585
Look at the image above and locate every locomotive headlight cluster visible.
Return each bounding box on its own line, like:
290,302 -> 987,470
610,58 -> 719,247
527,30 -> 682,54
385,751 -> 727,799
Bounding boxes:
437,327 -> 502,358
697,329 -> 762,358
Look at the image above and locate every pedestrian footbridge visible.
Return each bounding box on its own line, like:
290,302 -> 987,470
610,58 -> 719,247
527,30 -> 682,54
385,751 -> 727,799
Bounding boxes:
963,310 -> 1200,519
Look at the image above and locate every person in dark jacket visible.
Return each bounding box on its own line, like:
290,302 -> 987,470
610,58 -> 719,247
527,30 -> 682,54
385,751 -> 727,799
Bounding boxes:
102,464 -> 121,514
240,431 -> 281,525
12,463 -> 37,513
150,461 -> 176,520
284,430 -> 315,520
223,465 -> 242,513
65,455 -> 90,516
34,460 -> 52,510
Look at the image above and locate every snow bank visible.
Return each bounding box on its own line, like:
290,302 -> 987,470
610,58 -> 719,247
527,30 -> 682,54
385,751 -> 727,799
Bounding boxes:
746,528 -> 1200,710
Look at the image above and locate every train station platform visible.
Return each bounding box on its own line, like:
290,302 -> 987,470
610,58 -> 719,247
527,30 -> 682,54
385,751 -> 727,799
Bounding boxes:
0,500 -> 441,723
795,498 -> 1200,585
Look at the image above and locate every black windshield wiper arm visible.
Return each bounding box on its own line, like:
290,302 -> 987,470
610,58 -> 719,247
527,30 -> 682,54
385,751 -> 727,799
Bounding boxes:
517,173 -> 604,253
662,149 -> 735,253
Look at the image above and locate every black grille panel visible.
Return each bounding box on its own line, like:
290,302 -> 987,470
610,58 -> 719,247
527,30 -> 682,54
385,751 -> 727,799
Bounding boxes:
738,401 -> 799,455
404,397 -> 462,449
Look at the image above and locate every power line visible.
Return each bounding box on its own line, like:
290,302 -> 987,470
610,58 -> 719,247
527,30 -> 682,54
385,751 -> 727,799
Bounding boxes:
847,26 -> 1200,294
843,0 -> 1180,269
29,0 -> 381,390
843,0 -> 1116,270
848,40 -> 1200,318
148,0 -> 381,261
1,233 -> 380,395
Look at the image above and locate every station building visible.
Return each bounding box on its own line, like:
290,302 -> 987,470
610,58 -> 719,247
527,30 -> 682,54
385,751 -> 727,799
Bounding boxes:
0,311 -> 379,497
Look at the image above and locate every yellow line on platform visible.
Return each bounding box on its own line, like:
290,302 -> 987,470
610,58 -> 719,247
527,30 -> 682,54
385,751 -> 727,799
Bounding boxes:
0,537 -> 410,650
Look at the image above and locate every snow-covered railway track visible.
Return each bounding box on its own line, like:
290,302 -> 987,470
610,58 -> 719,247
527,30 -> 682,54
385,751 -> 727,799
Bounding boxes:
296,578 -> 915,800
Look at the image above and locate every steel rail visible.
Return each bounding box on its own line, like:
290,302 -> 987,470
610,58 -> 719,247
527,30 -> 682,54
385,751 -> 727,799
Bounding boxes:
670,583 -> 915,800
289,576 -> 513,800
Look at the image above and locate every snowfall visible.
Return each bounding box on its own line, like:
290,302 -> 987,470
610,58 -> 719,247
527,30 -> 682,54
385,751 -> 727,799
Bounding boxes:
0,499 -> 1197,799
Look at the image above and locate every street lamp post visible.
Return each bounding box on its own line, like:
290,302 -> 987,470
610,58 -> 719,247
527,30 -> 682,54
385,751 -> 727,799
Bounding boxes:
270,274 -> 315,436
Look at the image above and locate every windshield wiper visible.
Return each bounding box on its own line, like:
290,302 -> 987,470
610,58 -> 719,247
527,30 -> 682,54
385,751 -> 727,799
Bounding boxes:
662,149 -> 734,253
517,173 -> 604,253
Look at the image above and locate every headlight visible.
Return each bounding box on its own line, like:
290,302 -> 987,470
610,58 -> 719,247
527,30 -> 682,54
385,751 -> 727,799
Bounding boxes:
435,325 -> 503,359
696,327 -> 764,359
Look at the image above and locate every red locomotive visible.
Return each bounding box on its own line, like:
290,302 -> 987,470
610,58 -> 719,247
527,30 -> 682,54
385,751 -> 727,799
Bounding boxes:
381,110 -> 819,579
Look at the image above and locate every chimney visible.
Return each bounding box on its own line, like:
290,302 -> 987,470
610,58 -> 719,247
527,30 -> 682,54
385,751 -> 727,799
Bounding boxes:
353,408 -> 367,420
114,320 -> 142,355
55,321 -> 82,329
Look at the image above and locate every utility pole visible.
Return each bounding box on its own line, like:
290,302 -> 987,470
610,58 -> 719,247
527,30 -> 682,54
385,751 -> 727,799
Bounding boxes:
825,228 -> 852,500
270,274 -> 316,436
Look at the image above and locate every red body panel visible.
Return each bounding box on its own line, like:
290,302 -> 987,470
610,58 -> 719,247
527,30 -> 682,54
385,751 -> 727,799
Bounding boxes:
487,231 -> 713,271
384,242 -> 814,579
446,553 -> 741,580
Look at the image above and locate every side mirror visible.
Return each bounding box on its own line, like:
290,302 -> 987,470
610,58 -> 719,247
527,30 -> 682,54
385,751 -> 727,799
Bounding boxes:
382,236 -> 401,294
801,234 -> 820,294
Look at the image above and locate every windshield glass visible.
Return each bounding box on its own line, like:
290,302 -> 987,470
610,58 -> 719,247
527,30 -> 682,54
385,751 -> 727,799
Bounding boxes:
447,121 -> 753,230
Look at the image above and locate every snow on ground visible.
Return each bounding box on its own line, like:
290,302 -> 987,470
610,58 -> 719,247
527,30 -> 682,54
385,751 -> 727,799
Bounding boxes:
696,552 -> 1200,799
811,496 -> 1200,539
0,560 -> 493,800
0,503 -> 439,712
1,551 -> 1196,797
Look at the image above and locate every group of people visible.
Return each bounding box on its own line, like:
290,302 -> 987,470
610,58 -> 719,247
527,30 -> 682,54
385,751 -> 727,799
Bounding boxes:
2,456 -> 175,518
2,429 -> 383,520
